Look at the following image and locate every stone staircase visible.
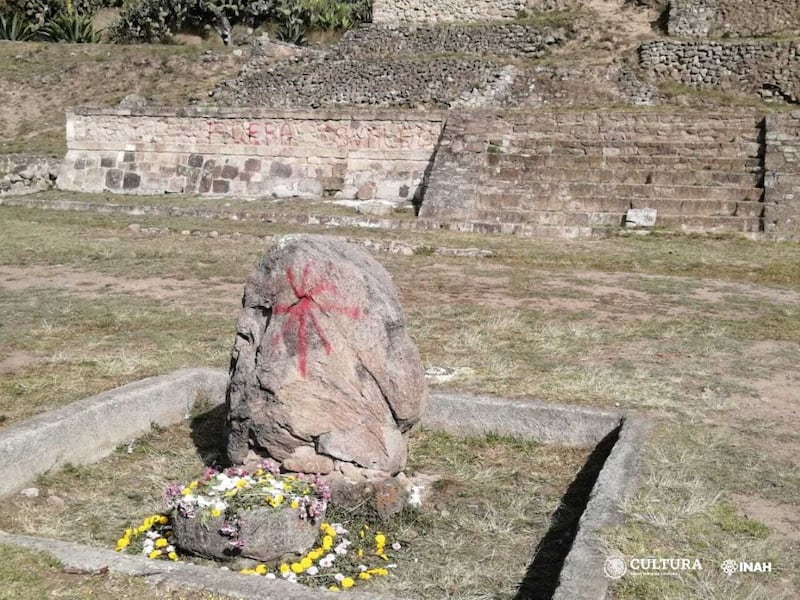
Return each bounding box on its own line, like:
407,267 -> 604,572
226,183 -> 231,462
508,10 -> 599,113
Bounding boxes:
419,111 -> 766,238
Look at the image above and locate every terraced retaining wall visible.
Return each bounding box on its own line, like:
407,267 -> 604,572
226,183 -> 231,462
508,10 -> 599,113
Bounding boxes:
668,0 -> 800,39
57,108 -> 800,238
57,107 -> 445,203
372,0 -> 571,23
764,112 -> 800,235
639,40 -> 800,103
337,22 -> 565,59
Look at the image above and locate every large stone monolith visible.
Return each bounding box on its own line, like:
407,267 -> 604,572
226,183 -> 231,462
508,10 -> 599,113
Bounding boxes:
226,235 -> 427,475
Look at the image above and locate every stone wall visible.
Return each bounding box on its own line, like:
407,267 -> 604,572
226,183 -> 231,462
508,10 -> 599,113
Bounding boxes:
218,55 -> 506,109
668,0 -> 800,39
764,111 -> 800,236
57,107 -> 444,203
0,154 -> 60,195
337,22 -> 565,59
372,0 -> 571,23
639,40 -> 800,103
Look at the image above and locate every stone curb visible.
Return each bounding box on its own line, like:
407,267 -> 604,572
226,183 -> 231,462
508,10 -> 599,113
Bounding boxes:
0,368 -> 228,497
0,368 -> 645,599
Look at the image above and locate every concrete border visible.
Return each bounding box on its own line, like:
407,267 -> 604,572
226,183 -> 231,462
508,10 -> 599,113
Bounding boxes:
0,368 -> 645,599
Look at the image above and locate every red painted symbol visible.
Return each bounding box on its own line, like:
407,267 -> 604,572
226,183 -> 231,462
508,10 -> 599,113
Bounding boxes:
272,262 -> 361,377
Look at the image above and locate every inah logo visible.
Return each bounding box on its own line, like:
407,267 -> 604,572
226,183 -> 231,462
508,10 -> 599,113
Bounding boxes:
721,560 -> 773,575
604,556 -> 628,579
720,559 -> 738,575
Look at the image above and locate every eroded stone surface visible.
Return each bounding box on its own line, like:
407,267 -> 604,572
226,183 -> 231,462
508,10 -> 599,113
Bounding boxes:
172,507 -> 319,562
226,235 -> 427,474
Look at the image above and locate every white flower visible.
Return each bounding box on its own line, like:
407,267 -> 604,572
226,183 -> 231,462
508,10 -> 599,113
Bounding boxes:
166,545 -> 175,553
392,541 -> 402,551
266,573 -> 276,580
306,566 -> 319,575
358,564 -> 367,572
319,554 -> 336,568
408,485 -> 423,507
334,540 -> 351,555
334,573 -> 345,582
333,523 -> 348,535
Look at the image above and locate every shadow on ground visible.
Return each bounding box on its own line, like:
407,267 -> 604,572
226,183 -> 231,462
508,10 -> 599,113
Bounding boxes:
514,424 -> 621,600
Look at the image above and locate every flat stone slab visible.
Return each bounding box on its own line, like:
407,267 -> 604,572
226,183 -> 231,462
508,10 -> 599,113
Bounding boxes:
0,368 -> 647,599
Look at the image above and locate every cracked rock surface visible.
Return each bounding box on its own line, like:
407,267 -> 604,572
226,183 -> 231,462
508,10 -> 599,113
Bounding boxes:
226,234 -> 427,473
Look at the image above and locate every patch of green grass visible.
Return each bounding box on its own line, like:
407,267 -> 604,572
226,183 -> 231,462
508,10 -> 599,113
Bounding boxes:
0,423 -> 587,599
0,288 -> 230,426
710,503 -> 770,538
0,542 -> 231,600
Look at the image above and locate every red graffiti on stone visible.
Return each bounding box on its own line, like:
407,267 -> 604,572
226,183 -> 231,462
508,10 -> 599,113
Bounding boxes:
272,262 -> 361,377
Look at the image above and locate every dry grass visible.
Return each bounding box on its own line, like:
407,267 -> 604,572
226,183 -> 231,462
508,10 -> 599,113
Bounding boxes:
1,201 -> 799,598
0,415 -> 587,599
0,42 -> 245,155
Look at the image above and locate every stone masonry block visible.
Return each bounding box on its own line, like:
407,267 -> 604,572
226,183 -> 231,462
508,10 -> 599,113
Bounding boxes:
105,169 -> 123,189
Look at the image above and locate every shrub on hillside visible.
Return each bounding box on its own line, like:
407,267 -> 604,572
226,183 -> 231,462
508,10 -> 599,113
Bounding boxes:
1,0 -> 108,40
0,10 -> 36,39
42,9 -> 102,42
107,0 -> 370,45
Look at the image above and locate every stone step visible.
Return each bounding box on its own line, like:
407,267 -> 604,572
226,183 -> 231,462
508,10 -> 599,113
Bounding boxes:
628,199 -> 764,218
453,113 -> 763,134
654,215 -> 762,233
471,209 -> 762,233
414,218 -> 597,239
476,194 -> 763,216
495,130 -> 761,146
473,208 -> 626,227
488,165 -> 761,187
485,152 -> 762,172
478,182 -> 763,203
505,139 -> 762,158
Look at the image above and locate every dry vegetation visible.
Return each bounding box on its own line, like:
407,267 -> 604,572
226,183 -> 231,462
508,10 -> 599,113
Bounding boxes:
0,199 -> 798,599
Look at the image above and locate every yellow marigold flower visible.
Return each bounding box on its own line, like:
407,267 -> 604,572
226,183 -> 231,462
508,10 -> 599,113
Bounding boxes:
137,525 -> 147,534
210,508 -> 222,518
290,499 -> 299,509
236,479 -> 248,489
279,563 -> 290,574
328,586 -> 340,592
322,535 -> 334,550
188,481 -> 198,489
374,533 -> 386,548
358,572 -> 371,580
255,564 -> 268,575
368,567 -> 389,576
155,538 -> 168,549
308,549 -> 323,560
124,528 -> 134,537
181,487 -> 192,496
300,556 -> 313,570
240,568 -> 256,575
225,489 -> 237,497
168,551 -> 178,561
290,562 -> 304,574
341,577 -> 355,589
378,552 -> 388,561
148,550 -> 162,559
158,515 -> 169,525
115,538 -> 129,551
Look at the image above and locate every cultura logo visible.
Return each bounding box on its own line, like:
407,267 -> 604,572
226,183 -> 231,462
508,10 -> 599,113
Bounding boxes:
604,556 -> 628,580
